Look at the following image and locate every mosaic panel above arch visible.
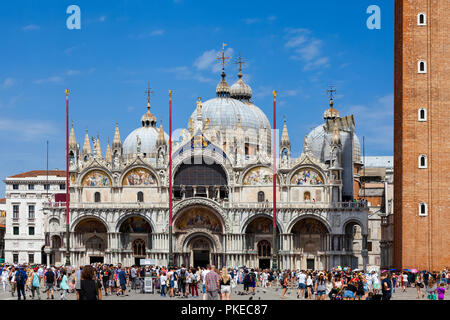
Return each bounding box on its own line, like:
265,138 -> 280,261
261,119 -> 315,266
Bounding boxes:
175,207 -> 222,233
243,166 -> 278,185
290,168 -> 324,185
81,170 -> 111,187
122,168 -> 157,186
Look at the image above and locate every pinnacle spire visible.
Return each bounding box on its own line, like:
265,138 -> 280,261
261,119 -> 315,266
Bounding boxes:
82,128 -> 91,155
281,117 -> 290,148
69,121 -> 77,148
157,120 -> 166,145
105,138 -> 112,162
113,122 -> 122,147
95,135 -> 102,159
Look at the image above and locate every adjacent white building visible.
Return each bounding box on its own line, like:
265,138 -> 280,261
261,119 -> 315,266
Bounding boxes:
3,170 -> 66,264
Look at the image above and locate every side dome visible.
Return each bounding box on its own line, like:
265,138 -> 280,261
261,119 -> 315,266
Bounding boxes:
306,124 -> 361,164
123,127 -> 168,156
123,101 -> 168,156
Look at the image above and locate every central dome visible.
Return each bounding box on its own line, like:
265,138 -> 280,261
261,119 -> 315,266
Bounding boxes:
190,97 -> 270,132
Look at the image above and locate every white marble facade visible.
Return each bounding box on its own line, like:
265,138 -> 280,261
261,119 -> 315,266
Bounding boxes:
43,67 -> 369,270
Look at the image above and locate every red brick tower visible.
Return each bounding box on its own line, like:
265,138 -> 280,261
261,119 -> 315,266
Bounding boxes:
394,0 -> 450,270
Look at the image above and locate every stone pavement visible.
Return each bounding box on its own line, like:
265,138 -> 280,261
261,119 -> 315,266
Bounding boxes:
0,283 -> 448,301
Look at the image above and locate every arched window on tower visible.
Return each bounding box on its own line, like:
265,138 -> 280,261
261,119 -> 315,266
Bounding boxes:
418,60 -> 427,73
419,202 -> 428,216
417,13 -> 426,26
94,192 -> 101,203
137,191 -> 144,203
418,108 -> 427,121
418,155 -> 427,169
257,191 -> 265,203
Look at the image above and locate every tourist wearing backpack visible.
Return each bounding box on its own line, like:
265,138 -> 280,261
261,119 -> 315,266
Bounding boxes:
15,266 -> 27,300
179,265 -> 187,297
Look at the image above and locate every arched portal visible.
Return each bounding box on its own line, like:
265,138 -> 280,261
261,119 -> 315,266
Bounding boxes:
186,235 -> 214,268
175,205 -> 224,268
118,216 -> 153,266
74,218 -> 108,264
291,218 -> 330,270
343,221 -> 364,269
244,216 -> 280,268
173,156 -> 228,200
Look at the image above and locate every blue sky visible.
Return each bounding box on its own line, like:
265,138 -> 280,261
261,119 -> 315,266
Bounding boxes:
0,0 -> 394,196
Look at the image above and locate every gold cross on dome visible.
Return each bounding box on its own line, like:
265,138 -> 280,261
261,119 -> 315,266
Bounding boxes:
235,53 -> 246,73
217,43 -> 231,70
145,81 -> 154,104
327,81 -> 336,100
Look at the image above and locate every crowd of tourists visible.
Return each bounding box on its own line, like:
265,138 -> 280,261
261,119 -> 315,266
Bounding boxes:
0,263 -> 448,301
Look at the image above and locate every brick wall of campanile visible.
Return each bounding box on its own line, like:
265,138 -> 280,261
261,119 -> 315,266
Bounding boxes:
394,0 -> 450,271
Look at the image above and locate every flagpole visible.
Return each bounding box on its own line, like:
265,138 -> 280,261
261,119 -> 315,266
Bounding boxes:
65,89 -> 71,266
168,90 -> 174,268
272,90 -> 278,271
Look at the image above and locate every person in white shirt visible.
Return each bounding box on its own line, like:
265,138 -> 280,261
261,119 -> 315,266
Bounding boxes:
201,266 -> 210,300
297,270 -> 307,299
262,270 -> 268,288
159,272 -> 167,297
1,268 -> 9,292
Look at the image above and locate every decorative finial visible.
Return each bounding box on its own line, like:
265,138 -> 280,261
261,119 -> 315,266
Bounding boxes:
217,43 -> 231,73
145,81 -> 154,109
327,81 -> 336,101
169,89 -> 172,98
235,53 -> 246,78
273,90 -> 277,99
65,88 -> 69,97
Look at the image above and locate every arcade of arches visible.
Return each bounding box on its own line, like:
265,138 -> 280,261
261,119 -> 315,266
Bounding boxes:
60,210 -> 365,269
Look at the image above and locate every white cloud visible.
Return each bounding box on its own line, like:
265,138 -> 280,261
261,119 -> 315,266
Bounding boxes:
33,76 -> 63,84
130,29 -> 165,39
243,18 -> 260,24
194,47 -> 234,73
0,118 -> 58,141
285,28 -> 330,71
2,78 -> 16,89
193,50 -> 217,71
22,24 -> 40,31
99,16 -> 106,22
66,70 -> 81,76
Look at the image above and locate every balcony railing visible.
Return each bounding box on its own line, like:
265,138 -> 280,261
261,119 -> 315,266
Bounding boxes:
44,201 -> 367,210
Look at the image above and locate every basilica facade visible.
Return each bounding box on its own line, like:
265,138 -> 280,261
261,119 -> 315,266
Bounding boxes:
43,61 -> 369,270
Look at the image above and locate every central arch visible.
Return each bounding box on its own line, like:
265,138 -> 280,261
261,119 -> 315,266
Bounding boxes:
184,234 -> 215,268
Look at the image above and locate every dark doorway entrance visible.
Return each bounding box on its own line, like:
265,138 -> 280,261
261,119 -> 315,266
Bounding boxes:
90,256 -> 104,264
259,258 -> 270,269
307,258 -> 314,270
135,257 -> 144,266
193,250 -> 209,268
